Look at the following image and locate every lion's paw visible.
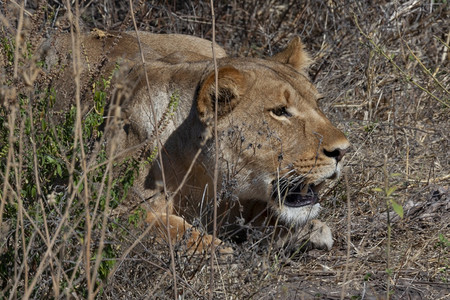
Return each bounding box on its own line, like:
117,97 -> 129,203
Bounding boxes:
185,230 -> 234,255
146,212 -> 233,255
306,219 -> 333,251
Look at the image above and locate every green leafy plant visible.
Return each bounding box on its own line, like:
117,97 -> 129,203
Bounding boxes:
373,181 -> 403,219
435,233 -> 449,283
372,158 -> 404,300
128,207 -> 146,228
0,32 -> 138,298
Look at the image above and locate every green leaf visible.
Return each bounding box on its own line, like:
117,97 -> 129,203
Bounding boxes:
390,199 -> 404,218
386,186 -> 397,197
46,155 -> 56,164
438,233 -> 450,247
373,187 -> 383,193
56,164 -> 62,177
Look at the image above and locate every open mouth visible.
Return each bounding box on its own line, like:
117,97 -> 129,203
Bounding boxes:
272,180 -> 323,208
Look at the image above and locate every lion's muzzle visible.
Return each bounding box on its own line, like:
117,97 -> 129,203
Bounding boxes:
272,180 -> 322,208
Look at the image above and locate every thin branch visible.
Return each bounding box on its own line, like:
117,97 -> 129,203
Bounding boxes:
12,0 -> 25,78
340,170 -> 352,299
209,0 -> 219,299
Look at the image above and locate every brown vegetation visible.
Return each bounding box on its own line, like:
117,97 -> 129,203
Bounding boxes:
1,0 -> 448,299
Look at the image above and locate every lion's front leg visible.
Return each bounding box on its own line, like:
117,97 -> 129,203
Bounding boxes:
280,219 -> 333,252
302,219 -> 333,251
145,212 -> 233,254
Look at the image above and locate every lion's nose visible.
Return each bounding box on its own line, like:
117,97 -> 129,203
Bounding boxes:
323,147 -> 349,162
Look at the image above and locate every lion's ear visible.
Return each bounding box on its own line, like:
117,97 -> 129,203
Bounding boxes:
197,66 -> 246,124
270,37 -> 311,72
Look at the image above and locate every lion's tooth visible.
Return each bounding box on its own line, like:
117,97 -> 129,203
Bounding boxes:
300,184 -> 308,196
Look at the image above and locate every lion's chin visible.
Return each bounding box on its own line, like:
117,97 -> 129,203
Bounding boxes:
278,203 -> 321,226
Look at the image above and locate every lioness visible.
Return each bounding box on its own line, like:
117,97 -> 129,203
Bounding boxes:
41,30 -> 350,253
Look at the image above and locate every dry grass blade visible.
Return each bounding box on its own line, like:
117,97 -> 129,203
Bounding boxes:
353,13 -> 449,108
0,1 -> 448,299
209,0 -> 219,299
128,1 -> 179,298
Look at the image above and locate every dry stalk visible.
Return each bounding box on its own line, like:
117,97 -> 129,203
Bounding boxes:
353,13 -> 449,108
104,226 -> 203,299
340,169 -> 352,299
65,1 -> 97,297
27,105 -> 50,247
433,32 -> 449,76
1,1 -> 447,298
0,106 -> 16,234
209,0 -> 220,299
128,1 -> 178,297
383,155 -> 392,300
14,118 -> 27,296
401,36 -> 449,95
12,0 -> 24,79
91,136 -> 118,297
27,98 -> 60,295
16,147 -> 88,298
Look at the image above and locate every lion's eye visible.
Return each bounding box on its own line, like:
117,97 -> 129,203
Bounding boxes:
271,106 -> 292,117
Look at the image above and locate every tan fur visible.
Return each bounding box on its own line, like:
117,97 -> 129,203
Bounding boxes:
41,31 -> 350,254
128,31 -> 227,60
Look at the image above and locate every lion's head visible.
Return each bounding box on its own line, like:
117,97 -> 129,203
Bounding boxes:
194,37 -> 350,226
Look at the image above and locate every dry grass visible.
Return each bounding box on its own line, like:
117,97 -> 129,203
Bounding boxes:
1,0 -> 449,299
